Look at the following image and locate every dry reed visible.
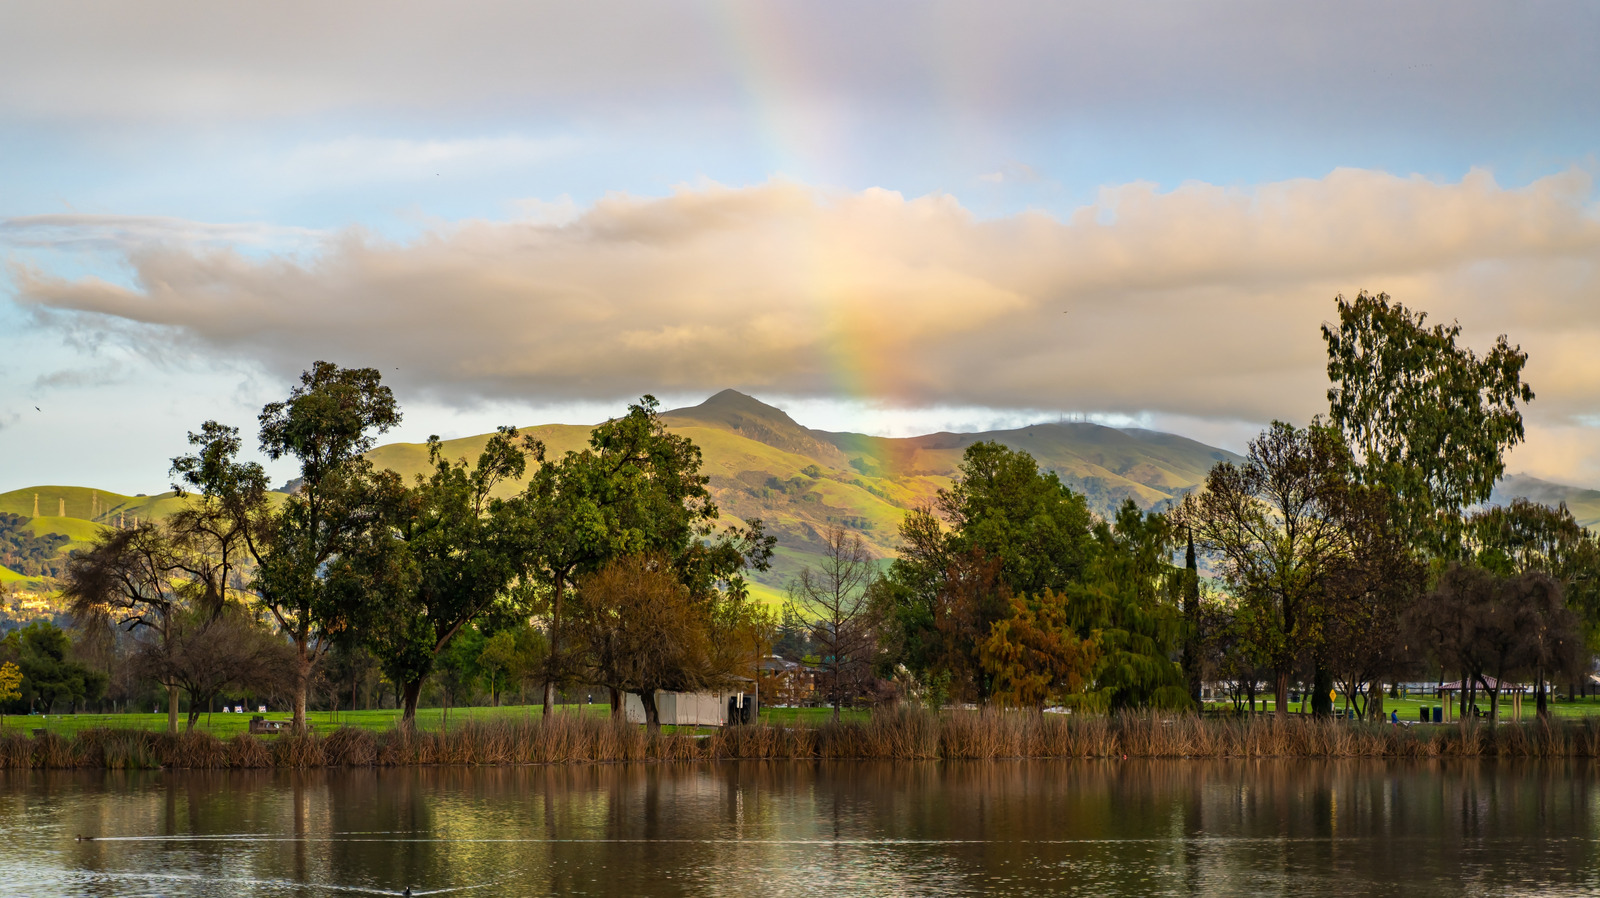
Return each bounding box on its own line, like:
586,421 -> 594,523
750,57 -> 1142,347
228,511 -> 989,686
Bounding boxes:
11,710 -> 1600,768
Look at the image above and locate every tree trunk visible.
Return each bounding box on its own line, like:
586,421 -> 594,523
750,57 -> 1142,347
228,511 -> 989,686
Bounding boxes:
1311,666 -> 1333,718
1537,672 -> 1550,719
400,678 -> 423,727
167,681 -> 179,734
641,690 -> 661,733
1274,668 -> 1289,720
1367,681 -> 1384,721
292,640 -> 311,733
186,704 -> 201,732
609,686 -> 622,718
542,579 -> 565,718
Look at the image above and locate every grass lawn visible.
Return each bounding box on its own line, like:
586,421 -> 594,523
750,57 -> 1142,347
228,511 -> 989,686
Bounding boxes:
0,703 -> 614,737
0,702 -> 869,737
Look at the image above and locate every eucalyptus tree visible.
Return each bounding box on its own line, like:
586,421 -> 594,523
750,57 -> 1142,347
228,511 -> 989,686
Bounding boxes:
173,361 -> 400,732
1323,291 -> 1534,556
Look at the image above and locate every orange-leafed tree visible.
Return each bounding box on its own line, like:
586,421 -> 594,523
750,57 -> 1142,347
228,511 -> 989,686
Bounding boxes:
979,589 -> 1098,711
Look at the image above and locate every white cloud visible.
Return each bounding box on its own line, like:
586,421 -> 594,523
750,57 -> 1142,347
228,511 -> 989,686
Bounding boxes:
9,169 -> 1600,448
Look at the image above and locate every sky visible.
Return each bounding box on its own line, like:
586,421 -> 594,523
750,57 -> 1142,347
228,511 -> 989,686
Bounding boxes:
2,1 -> 1599,493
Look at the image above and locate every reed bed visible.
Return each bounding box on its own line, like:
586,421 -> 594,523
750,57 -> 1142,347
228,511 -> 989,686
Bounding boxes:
8,710 -> 1600,769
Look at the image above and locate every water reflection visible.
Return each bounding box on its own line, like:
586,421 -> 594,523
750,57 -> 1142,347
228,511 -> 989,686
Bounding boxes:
2,760 -> 1598,896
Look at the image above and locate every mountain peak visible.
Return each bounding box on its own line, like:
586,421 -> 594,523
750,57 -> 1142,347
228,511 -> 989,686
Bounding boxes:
664,390 -> 842,462
690,389 -> 799,423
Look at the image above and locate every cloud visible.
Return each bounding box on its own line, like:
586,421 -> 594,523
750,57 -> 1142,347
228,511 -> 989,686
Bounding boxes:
1,214 -> 323,252
1,1 -> 1595,146
9,169 -> 1600,437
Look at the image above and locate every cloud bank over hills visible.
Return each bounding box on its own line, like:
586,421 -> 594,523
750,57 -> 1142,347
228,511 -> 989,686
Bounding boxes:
13,169 -> 1600,483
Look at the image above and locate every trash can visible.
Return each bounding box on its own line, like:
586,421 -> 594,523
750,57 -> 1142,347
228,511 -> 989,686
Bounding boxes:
1432,706 -> 1443,723
1419,706 -> 1429,723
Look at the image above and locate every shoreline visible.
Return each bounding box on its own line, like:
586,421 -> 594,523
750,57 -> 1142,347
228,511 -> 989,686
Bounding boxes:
5,710 -> 1600,769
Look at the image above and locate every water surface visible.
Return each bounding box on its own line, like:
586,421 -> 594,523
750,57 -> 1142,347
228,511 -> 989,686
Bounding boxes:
2,759 -> 1597,895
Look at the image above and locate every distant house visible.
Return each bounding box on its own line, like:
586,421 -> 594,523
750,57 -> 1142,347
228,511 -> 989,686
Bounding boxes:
757,654 -> 816,706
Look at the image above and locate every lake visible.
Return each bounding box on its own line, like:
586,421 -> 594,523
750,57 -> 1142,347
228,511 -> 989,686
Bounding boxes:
2,759 -> 1598,896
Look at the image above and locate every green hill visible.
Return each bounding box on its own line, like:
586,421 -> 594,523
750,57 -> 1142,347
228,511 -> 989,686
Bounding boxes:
0,391 -> 1249,602
15,394 -> 1600,604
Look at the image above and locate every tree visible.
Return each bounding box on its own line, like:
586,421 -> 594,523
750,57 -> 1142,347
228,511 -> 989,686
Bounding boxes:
477,630 -> 521,707
939,441 -> 1093,596
1190,421 -> 1358,719
1410,564 -> 1583,722
979,589 -> 1098,711
1319,484 -> 1427,719
1067,501 -> 1187,711
340,427 -> 538,725
5,621 -> 107,713
1469,499 -> 1600,663
174,361 -> 401,732
514,396 -> 770,716
0,661 -> 21,727
434,624 -> 486,728
136,606 -> 296,731
61,523 -> 191,732
570,554 -> 742,731
787,524 -> 879,720
874,442 -> 1093,688
1323,291 -> 1534,555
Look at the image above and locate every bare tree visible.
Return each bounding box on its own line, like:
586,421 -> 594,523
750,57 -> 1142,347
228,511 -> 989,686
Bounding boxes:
62,524 -> 188,732
1410,564 -> 1583,722
788,524 -> 879,720
136,606 -> 296,731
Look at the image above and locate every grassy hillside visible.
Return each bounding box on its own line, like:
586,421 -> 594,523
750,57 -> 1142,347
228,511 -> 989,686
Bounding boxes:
0,563 -> 42,586
16,394 -> 1600,607
0,391 -> 1247,602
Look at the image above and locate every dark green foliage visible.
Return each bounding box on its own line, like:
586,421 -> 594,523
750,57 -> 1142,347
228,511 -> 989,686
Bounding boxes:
0,512 -> 71,577
1065,501 -> 1187,711
513,396 -> 772,712
940,441 -> 1093,596
336,426 -> 539,722
2,620 -> 106,713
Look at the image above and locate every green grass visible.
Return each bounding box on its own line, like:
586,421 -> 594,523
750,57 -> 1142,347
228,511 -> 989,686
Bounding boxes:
0,701 -> 873,737
23,515 -> 108,546
0,702 -> 617,737
0,563 -> 43,585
